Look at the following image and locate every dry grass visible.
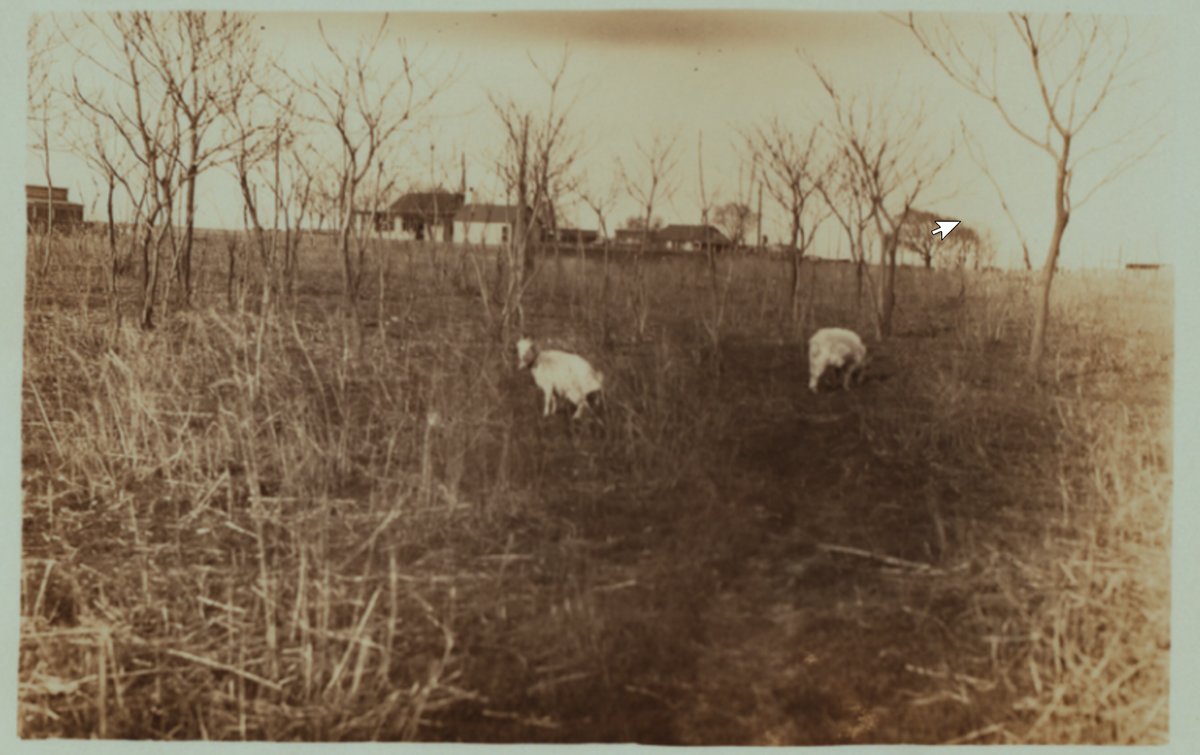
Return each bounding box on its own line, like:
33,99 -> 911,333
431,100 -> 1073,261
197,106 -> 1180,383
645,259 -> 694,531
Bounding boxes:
19,232 -> 1170,743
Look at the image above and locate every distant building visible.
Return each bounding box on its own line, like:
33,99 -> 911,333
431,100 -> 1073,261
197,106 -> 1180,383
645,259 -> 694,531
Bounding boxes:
614,227 -> 656,246
384,190 -> 465,241
27,185 -> 84,232
656,224 -> 731,253
454,204 -> 519,246
611,224 -> 731,252
1126,263 -> 1164,271
556,227 -> 599,245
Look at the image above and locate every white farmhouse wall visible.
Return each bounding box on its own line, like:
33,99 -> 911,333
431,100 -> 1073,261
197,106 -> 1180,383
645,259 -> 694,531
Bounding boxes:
455,221 -> 510,246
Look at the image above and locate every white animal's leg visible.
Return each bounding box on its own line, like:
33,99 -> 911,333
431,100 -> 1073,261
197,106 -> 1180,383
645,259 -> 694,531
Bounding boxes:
572,397 -> 587,420
543,388 -> 554,416
809,357 -> 824,393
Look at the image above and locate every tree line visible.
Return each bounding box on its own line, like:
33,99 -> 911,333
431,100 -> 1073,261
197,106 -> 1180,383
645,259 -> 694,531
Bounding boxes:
28,11 -> 1159,375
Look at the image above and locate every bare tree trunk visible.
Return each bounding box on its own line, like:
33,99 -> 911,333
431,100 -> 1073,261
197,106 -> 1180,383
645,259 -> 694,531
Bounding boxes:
875,240 -> 888,339
883,241 -> 897,336
181,147 -> 198,302
39,116 -> 54,276
855,257 -> 864,311
105,175 -> 119,320
226,235 -> 239,309
140,227 -> 159,329
1027,147 -> 1071,377
340,214 -> 356,306
756,182 -> 763,253
787,221 -> 801,319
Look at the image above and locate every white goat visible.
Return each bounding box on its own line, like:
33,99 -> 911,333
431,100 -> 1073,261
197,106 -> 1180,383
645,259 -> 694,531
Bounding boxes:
516,337 -> 605,419
808,327 -> 868,393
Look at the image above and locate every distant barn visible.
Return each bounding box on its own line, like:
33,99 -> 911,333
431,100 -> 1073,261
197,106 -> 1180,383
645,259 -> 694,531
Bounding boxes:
1125,263 -> 1164,271
27,185 -> 84,232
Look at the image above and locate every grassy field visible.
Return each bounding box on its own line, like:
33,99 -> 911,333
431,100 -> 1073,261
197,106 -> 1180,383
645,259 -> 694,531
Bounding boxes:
19,231 -> 1171,743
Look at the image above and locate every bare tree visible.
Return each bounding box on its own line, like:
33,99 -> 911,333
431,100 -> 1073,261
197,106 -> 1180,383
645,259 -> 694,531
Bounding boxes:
489,49 -> 582,336
619,133 -> 680,256
28,17 -> 63,275
578,171 -> 620,331
578,173 -> 619,242
743,119 -> 829,318
68,12 -> 194,329
226,79 -> 290,311
891,208 -> 942,269
618,132 -> 679,336
817,144 -> 875,315
130,12 -> 261,302
960,123 -> 1033,271
813,63 -> 952,339
891,208 -> 990,294
289,16 -> 443,307
900,13 -> 1163,375
712,201 -> 757,249
620,215 -> 664,232
696,132 -> 737,356
65,89 -> 139,320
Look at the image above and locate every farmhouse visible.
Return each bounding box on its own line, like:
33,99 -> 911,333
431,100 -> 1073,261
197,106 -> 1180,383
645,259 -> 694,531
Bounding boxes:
454,204 -> 519,246
657,224 -> 731,253
27,185 -> 84,232
385,191 -> 465,241
354,190 -> 465,241
454,204 -> 556,247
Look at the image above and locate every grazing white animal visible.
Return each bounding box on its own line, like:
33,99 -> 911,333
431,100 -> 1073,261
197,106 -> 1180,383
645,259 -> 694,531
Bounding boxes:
808,327 -> 868,393
516,337 -> 605,419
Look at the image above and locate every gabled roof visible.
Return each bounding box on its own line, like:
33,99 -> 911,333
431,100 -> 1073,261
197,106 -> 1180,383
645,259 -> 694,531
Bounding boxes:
389,191 -> 464,217
455,204 -> 521,225
657,224 -> 730,244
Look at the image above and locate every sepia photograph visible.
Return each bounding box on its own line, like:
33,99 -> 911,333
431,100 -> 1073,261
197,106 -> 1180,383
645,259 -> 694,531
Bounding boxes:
17,3 -> 1180,746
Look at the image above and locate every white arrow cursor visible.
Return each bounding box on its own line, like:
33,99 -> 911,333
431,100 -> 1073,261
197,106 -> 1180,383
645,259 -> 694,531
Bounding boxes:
932,220 -> 961,240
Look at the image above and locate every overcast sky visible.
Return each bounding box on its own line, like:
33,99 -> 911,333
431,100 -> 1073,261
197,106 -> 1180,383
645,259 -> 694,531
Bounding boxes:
29,9 -> 1178,269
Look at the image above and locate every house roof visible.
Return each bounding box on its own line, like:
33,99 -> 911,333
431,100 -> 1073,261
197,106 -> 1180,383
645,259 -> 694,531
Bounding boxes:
455,204 -> 521,225
26,185 -> 72,202
657,224 -> 730,244
389,191 -> 464,217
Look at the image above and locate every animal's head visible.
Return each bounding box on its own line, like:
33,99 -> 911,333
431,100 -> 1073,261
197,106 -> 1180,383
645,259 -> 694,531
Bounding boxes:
516,337 -> 537,370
